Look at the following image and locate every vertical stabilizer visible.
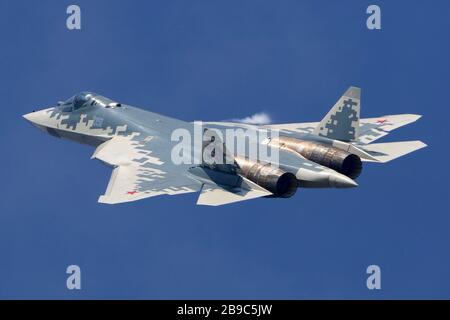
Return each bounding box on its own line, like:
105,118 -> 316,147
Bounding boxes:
313,86 -> 361,142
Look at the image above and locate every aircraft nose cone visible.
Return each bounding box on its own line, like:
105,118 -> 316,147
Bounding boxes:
23,111 -> 37,123
23,108 -> 55,131
329,172 -> 358,188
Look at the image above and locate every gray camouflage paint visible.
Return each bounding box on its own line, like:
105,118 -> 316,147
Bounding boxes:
23,87 -> 425,205
313,86 -> 360,142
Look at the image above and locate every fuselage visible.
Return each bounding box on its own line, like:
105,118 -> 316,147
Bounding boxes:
23,92 -> 358,189
23,92 -> 192,146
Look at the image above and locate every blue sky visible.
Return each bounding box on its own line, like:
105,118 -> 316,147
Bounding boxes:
0,0 -> 449,299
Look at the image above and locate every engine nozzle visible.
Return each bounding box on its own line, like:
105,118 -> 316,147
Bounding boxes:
271,137 -> 362,179
236,158 -> 298,198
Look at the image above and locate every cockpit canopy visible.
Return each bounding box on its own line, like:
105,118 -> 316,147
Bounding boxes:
58,92 -> 120,112
73,92 -> 93,110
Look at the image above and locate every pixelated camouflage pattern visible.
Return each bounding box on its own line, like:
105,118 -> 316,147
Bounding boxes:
23,87 -> 425,206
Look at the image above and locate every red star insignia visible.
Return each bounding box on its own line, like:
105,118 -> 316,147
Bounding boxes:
376,118 -> 388,124
127,190 -> 138,195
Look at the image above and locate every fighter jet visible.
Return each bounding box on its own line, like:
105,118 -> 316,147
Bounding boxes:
23,87 -> 426,206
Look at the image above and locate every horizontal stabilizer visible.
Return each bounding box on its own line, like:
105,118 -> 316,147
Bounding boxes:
359,141 -> 427,163
197,177 -> 272,206
358,114 -> 422,144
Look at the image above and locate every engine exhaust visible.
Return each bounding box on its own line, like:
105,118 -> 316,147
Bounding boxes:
235,158 -> 298,198
270,137 -> 362,179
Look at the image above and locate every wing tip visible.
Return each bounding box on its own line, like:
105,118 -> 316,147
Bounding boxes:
98,195 -> 113,204
415,140 -> 428,149
407,114 -> 423,122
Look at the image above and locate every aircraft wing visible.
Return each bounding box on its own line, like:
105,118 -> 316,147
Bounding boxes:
357,114 -> 422,144
266,86 -> 422,144
265,122 -> 317,135
92,135 -> 202,204
92,135 -> 273,205
265,114 -> 422,144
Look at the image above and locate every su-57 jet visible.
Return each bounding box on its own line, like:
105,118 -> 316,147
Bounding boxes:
23,87 -> 426,206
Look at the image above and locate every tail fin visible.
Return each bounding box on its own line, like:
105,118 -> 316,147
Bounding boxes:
313,86 -> 361,142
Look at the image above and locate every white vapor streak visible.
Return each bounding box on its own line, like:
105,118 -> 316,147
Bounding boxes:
232,112 -> 272,125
